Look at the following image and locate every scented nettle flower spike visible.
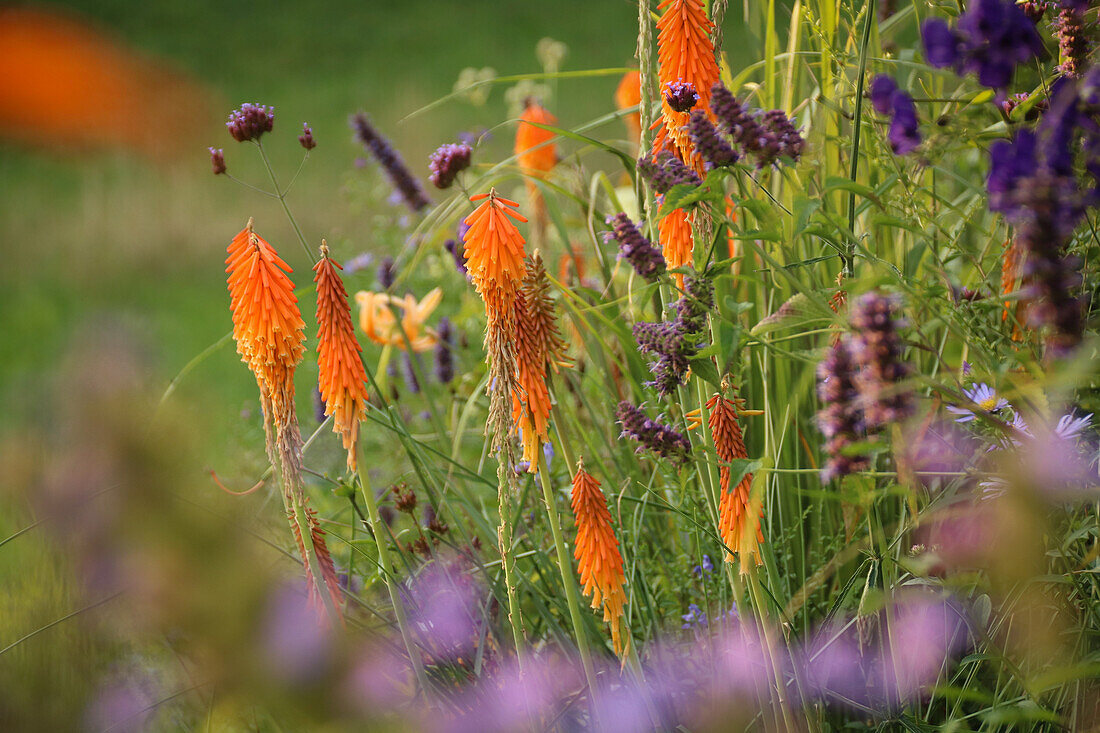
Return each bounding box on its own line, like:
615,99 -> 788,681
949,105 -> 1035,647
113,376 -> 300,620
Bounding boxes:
617,401 -> 691,463
313,241 -> 370,471
605,213 -> 665,281
350,112 -> 430,213
816,338 -> 869,483
849,292 -> 914,428
571,462 -> 627,655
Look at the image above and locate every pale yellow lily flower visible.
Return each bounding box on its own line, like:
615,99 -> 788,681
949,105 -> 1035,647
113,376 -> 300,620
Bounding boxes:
354,287 -> 442,352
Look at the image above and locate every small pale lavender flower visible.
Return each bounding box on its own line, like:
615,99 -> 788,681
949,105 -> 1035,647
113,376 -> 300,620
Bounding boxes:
682,603 -> 708,629
946,383 -> 1010,423
343,251 -> 374,274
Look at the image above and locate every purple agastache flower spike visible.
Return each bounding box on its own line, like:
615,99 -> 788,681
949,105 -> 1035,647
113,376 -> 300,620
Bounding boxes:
606,213 -> 665,280
400,353 -> 421,394
298,123 -> 316,150
226,103 -> 274,143
664,80 -> 700,113
634,272 -> 714,396
376,256 -> 396,290
849,292 -> 914,428
350,112 -> 430,212
435,317 -> 455,384
870,75 -> 899,115
428,142 -> 473,189
687,110 -> 739,168
758,109 -> 806,164
208,147 -> 226,175
816,338 -> 869,482
1019,1 -> 1049,24
708,82 -> 803,167
617,401 -> 692,462
637,150 -> 703,193
443,238 -> 468,275
1056,3 -> 1091,78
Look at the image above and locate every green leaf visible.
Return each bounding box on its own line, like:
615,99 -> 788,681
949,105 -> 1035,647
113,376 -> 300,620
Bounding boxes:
689,357 -> 721,387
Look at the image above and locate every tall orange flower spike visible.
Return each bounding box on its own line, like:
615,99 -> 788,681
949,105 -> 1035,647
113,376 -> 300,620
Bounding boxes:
313,242 -> 370,471
615,70 -> 642,146
463,190 -> 529,320
515,99 -> 558,227
652,0 -> 721,177
512,253 -> 569,471
571,463 -> 627,654
660,206 -> 695,288
225,218 -> 306,417
1001,237 -> 1022,323
708,393 -> 764,567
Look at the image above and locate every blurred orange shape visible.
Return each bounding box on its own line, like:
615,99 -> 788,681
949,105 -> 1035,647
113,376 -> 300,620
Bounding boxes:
0,6 -> 212,157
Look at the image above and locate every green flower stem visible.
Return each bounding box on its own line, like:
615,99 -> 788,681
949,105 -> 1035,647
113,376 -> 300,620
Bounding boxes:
255,141 -> 317,265
496,457 -> 527,669
356,452 -> 431,694
535,452 -> 601,711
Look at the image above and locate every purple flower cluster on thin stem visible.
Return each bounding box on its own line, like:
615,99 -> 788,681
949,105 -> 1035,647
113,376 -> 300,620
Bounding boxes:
350,112 -> 430,212
428,143 -> 473,189
664,80 -> 699,113
298,123 -> 316,151
226,103 -> 274,143
870,75 -> 921,155
849,291 -> 914,428
605,213 -> 665,280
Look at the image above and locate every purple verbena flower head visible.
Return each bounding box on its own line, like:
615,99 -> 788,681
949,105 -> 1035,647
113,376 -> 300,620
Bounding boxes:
208,146 -> 226,175
350,112 -> 430,212
428,142 -> 473,189
617,401 -> 691,462
226,103 -> 274,143
606,212 -> 665,280
664,80 -> 700,113
637,150 -> 703,194
869,75 -> 899,115
298,123 -> 316,150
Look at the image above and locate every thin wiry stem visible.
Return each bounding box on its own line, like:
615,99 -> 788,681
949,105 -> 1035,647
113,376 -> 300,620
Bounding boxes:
255,141 -> 317,265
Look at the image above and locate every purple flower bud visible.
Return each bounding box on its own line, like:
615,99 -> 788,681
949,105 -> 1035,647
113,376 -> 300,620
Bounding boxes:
869,75 -> 898,115
208,146 -> 226,175
664,80 -> 699,113
226,103 -> 274,143
605,212 -> 665,280
350,112 -> 430,212
443,238 -> 468,275
298,123 -> 316,150
428,142 -> 473,189
401,352 -> 421,394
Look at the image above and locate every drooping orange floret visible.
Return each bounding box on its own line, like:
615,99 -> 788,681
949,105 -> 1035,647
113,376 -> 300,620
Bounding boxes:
651,0 -> 721,177
463,190 -> 529,320
225,218 -> 306,416
708,394 -> 764,567
511,253 -> 569,471
615,70 -> 642,145
571,463 -> 627,655
659,205 -> 695,288
313,244 -> 370,471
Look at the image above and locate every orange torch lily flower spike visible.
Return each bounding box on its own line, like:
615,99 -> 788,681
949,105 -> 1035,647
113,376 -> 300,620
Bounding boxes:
615,70 -> 642,146
463,191 -> 529,320
571,462 -> 627,654
355,287 -> 442,352
651,0 -> 721,177
708,393 -> 764,568
515,99 -> 558,228
314,243 -> 370,471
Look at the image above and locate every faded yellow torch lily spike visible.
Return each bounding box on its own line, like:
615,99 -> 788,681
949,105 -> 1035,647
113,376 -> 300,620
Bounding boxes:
354,287 -> 442,352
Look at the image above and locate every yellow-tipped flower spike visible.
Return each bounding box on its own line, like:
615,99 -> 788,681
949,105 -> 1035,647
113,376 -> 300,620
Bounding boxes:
707,393 -> 764,566
571,463 -> 627,654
